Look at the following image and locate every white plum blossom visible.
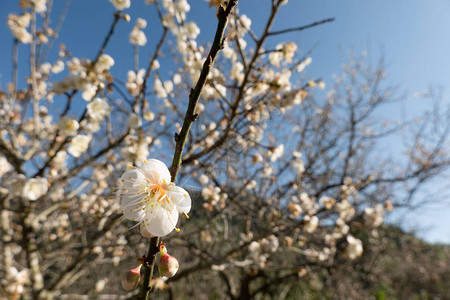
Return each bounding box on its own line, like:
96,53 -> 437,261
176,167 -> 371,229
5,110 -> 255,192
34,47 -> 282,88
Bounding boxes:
199,174 -> 209,185
109,0 -> 130,10
116,159 -> 191,237
95,54 -> 115,73
129,26 -> 147,46
7,14 -> 32,43
346,235 -> 363,259
58,116 -> 79,136
363,204 -> 385,227
3,267 -> 30,297
28,0 -> 47,13
239,14 -> 252,31
269,144 -> 284,162
68,135 -> 91,157
304,215 -> 319,233
51,60 -> 65,74
127,113 -> 142,129
22,177 -> 48,201
0,156 -> 13,177
143,110 -> 155,121
87,97 -> 110,121
136,18 -> 147,29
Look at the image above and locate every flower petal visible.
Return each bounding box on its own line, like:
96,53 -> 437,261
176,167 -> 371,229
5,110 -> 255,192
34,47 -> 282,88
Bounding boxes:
120,169 -> 147,189
143,205 -> 179,237
167,185 -> 191,215
138,159 -> 171,184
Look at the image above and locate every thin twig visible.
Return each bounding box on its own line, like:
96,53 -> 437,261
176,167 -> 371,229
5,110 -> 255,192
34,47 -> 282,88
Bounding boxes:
267,18 -> 335,36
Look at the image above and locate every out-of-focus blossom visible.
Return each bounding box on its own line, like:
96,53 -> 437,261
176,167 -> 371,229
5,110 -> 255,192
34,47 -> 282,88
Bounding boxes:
129,26 -> 147,46
28,0 -> 47,13
363,204 -> 384,227
2,267 -> 29,298
95,54 -> 115,73
110,0 -> 130,10
68,135 -> 91,157
346,235 -> 363,259
0,156 -> 13,177
58,116 -> 79,136
22,177 -> 48,201
127,113 -> 142,129
260,235 -> 279,253
304,215 -> 319,233
87,97 -> 110,121
7,14 -> 32,43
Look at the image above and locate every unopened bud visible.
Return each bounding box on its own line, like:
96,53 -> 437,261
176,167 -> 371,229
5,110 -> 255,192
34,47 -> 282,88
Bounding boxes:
158,244 -> 179,278
122,13 -> 131,22
121,265 -> 141,291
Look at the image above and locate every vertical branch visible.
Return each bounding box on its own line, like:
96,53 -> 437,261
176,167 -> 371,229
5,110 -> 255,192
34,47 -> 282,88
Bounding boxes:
29,10 -> 40,135
138,2 -> 239,299
11,39 -> 18,103
134,44 -> 139,72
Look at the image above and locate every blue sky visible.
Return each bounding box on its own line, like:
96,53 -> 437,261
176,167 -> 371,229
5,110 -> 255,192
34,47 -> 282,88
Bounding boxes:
0,0 -> 449,243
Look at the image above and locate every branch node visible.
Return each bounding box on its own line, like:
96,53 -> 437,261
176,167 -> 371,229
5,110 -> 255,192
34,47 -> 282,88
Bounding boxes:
220,37 -> 227,49
174,132 -> 180,142
192,113 -> 199,122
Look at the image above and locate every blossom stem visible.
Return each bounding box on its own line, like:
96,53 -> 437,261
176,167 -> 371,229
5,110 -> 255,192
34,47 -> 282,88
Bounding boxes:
138,236 -> 160,300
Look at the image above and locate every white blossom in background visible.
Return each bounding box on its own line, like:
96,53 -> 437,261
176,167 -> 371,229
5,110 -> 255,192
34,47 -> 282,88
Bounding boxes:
126,69 -> 145,95
116,159 -> 191,237
68,135 -> 91,157
22,177 -> 48,201
297,57 -> 312,72
58,116 -> 79,136
269,44 -> 283,67
363,204 -> 385,227
28,0 -> 47,13
122,139 -> 149,163
127,113 -> 142,129
304,215 -> 319,233
7,14 -> 32,44
87,97 -> 110,121
95,54 -> 115,73
109,0 -> 130,10
143,110 -> 155,121
260,235 -> 279,253
51,60 -> 65,74
239,14 -> 252,31
153,78 -> 173,99
129,26 -> 147,46
346,235 -> 363,259
199,174 -> 209,185
0,156 -> 12,177
2,267 -> 29,297
269,144 -> 284,162
136,17 -> 147,29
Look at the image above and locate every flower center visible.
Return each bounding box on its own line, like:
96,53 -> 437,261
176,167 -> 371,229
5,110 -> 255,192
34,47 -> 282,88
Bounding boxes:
147,182 -> 169,204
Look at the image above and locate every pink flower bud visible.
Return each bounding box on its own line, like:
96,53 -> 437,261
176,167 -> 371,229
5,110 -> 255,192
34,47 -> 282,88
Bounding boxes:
121,265 -> 141,291
158,244 -> 179,278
